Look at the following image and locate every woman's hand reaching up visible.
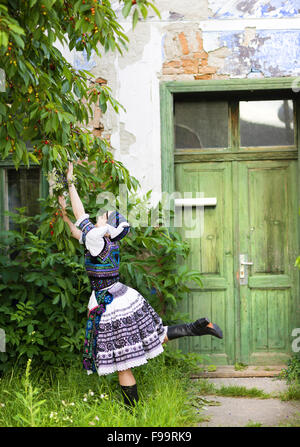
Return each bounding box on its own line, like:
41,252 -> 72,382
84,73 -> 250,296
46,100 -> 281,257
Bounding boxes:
58,195 -> 67,217
66,161 -> 74,181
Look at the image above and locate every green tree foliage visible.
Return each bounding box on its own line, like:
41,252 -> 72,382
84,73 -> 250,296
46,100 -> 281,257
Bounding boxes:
0,0 -> 159,173
0,206 -> 202,373
0,1 -> 203,372
0,0 -> 159,250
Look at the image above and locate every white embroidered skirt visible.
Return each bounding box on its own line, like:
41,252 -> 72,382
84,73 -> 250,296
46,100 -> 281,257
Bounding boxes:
85,282 -> 168,376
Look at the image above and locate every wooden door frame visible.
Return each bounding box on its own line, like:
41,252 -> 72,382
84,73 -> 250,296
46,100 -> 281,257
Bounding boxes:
160,77 -> 299,191
160,78 -> 300,363
160,77 -> 300,252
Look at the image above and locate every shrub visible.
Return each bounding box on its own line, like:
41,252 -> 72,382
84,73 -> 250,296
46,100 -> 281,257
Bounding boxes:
0,197 -> 202,373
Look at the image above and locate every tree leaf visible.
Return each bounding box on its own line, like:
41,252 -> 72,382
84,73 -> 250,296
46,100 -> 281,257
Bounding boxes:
0,31 -> 8,48
122,1 -> 132,18
132,8 -> 139,29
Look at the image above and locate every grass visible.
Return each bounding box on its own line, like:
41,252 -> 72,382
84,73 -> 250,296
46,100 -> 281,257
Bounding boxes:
234,362 -> 248,371
193,379 -> 271,399
276,355 -> 300,402
245,421 -> 262,427
0,353 -> 204,427
278,384 -> 300,401
216,385 -> 270,398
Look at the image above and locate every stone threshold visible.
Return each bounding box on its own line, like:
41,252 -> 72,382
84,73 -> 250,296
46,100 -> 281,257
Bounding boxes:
190,365 -> 287,378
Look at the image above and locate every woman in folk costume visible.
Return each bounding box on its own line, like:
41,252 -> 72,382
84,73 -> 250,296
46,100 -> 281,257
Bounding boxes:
58,162 -> 223,409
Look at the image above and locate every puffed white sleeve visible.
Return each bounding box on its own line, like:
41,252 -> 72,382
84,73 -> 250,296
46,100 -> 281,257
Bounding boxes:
75,213 -> 108,256
106,221 -> 130,242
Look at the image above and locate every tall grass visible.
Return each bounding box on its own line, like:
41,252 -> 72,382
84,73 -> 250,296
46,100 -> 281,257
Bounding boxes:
278,355 -> 300,401
193,379 -> 270,399
0,352 -> 201,427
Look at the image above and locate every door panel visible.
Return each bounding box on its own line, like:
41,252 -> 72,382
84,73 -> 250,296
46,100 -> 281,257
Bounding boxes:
175,162 -> 234,364
249,165 -> 286,273
174,159 -> 299,365
239,160 -> 299,364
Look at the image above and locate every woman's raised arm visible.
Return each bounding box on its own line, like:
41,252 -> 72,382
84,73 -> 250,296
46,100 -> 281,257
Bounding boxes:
66,162 -> 85,220
58,195 -> 82,241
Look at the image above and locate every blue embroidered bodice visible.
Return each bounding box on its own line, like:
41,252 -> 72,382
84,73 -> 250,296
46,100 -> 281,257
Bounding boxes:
77,215 -> 130,291
84,236 -> 120,290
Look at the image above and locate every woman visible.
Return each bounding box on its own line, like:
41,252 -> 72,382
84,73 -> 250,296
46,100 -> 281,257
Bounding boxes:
58,162 -> 223,409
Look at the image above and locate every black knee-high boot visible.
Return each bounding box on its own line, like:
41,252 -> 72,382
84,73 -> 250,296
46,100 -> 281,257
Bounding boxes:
167,317 -> 223,340
121,383 -> 139,409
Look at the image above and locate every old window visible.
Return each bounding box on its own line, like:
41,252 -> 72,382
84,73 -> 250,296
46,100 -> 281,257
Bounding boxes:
174,99 -> 229,149
174,93 -> 296,151
0,163 -> 47,231
239,99 -> 294,147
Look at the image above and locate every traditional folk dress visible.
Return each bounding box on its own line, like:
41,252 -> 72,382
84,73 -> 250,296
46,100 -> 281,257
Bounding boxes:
75,213 -> 167,376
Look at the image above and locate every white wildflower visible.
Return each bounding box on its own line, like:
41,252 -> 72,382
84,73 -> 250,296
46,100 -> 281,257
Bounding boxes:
83,397 -> 87,402
1,403 -> 5,407
95,416 -> 99,421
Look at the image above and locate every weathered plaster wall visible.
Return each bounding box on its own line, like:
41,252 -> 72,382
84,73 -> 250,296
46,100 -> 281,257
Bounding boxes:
209,0 -> 300,19
57,0 -> 300,199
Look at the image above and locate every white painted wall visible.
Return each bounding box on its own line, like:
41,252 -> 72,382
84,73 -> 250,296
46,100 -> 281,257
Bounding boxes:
55,1 -> 300,202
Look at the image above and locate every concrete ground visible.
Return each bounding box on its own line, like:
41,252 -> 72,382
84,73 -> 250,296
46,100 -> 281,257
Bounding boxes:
195,376 -> 300,427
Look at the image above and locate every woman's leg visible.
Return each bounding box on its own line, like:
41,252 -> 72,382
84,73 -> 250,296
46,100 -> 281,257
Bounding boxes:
118,369 -> 139,408
163,322 -> 214,343
164,319 -> 222,341
118,369 -> 136,386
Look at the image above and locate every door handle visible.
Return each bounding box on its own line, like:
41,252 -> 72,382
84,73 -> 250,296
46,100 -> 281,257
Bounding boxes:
239,254 -> 253,285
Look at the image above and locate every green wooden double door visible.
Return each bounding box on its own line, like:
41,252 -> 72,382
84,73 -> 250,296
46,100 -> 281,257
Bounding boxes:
175,159 -> 299,365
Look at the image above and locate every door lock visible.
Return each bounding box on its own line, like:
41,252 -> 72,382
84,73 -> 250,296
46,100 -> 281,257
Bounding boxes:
239,254 -> 253,285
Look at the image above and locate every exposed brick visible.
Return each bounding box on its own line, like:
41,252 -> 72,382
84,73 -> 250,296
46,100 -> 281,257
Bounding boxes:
193,51 -> 208,66
162,60 -> 184,75
95,77 -> 107,85
193,51 -> 207,59
92,128 -> 103,137
178,32 -> 189,55
194,74 -> 213,80
182,58 -> 199,74
163,66 -> 184,75
163,60 -> 182,69
91,105 -> 102,127
198,65 -> 217,74
162,29 -> 220,80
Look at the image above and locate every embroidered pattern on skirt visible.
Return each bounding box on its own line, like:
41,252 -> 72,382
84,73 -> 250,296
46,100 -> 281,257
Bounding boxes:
83,283 -> 167,376
108,282 -> 128,298
82,283 -> 128,372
